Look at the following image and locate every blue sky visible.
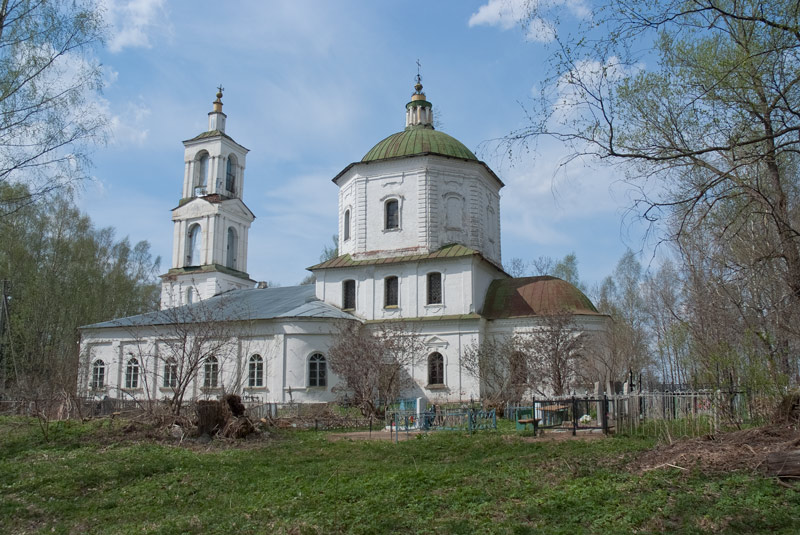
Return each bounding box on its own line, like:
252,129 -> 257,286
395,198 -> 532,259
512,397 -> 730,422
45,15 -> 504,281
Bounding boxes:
80,0 -> 650,289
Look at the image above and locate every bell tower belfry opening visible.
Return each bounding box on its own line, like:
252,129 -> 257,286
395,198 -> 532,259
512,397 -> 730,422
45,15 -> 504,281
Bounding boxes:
160,88 -> 256,309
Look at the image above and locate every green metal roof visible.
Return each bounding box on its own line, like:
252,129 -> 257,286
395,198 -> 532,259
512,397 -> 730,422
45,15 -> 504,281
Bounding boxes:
361,125 -> 477,162
308,243 -> 481,270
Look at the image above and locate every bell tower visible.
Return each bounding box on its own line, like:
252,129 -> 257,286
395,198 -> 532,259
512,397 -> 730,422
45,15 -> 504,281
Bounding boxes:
160,88 -> 256,309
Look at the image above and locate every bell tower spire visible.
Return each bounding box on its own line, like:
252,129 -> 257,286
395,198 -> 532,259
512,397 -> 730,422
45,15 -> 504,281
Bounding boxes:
160,88 -> 256,309
208,85 -> 226,132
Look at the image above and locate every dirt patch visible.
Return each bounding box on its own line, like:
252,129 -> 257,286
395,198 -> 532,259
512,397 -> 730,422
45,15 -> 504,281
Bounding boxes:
328,429 -> 422,441
517,430 -> 608,443
629,424 -> 800,474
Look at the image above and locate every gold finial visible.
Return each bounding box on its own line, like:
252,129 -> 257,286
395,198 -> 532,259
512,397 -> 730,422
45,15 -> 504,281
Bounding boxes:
213,85 -> 224,112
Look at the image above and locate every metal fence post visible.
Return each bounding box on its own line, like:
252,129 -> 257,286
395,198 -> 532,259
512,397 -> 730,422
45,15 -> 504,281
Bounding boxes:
572,396 -> 577,436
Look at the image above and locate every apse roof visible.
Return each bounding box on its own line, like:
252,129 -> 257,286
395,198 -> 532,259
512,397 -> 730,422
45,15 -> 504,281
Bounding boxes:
481,276 -> 602,319
81,285 -> 357,330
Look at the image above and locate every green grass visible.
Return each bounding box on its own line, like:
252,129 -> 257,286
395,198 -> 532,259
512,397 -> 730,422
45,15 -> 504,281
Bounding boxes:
1,417 -> 798,534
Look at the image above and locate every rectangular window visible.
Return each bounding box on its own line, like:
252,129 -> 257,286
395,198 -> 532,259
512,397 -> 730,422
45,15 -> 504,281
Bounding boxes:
427,272 -> 442,305
125,359 -> 139,389
384,276 -> 398,307
163,362 -> 177,388
385,199 -> 399,229
343,280 -> 356,310
204,358 -> 219,388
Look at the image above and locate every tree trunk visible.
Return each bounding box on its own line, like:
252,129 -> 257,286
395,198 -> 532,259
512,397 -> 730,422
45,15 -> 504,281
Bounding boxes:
765,450 -> 800,479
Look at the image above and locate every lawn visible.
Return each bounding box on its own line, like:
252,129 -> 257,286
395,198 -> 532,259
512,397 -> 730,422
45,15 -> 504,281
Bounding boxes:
0,417 -> 798,534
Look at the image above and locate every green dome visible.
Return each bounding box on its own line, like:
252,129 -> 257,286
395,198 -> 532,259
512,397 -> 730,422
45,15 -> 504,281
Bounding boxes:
362,125 -> 477,162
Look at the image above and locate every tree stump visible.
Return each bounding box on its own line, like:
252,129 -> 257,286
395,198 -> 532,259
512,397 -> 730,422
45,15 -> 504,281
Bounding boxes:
196,400 -> 226,436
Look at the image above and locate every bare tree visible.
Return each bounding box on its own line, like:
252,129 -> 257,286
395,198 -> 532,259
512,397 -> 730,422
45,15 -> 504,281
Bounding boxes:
591,251 -> 651,386
119,291 -> 243,417
526,310 -> 588,396
504,257 -> 529,278
514,0 -> 800,331
462,334 -> 532,409
326,320 -> 424,418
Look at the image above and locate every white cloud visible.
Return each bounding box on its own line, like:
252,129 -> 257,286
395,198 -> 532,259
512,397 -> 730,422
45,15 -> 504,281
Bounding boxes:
525,16 -> 556,43
550,56 -> 641,124
469,0 -> 530,30
469,0 -> 590,43
108,98 -> 151,146
101,0 -> 169,53
497,139 -> 626,248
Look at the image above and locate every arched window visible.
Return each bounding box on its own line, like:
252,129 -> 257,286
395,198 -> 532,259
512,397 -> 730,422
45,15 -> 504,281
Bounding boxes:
428,352 -> 444,386
385,199 -> 399,229
186,224 -> 202,266
248,354 -> 264,387
203,356 -> 218,388
125,357 -> 140,389
196,152 -> 209,190
384,276 -> 398,307
226,227 -> 237,269
342,280 -> 355,310
91,360 -> 105,390
163,359 -> 177,388
186,287 -> 194,305
308,353 -> 327,387
343,209 -> 351,241
225,154 -> 236,193
427,272 -> 442,305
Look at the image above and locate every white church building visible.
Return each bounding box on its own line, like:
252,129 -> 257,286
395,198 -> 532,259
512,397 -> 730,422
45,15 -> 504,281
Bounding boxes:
78,82 -> 608,405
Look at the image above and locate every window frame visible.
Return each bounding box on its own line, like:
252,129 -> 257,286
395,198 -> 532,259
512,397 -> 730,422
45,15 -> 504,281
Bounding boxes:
226,226 -> 237,269
186,223 -> 202,266
384,276 -> 399,308
163,359 -> 177,388
248,354 -> 264,388
91,360 -> 105,390
225,154 -> 236,193
428,352 -> 445,386
196,151 -> 210,191
426,272 -> 442,305
384,198 -> 399,230
343,208 -> 351,241
308,353 -> 327,388
203,356 -> 219,389
342,279 -> 356,310
125,357 -> 140,389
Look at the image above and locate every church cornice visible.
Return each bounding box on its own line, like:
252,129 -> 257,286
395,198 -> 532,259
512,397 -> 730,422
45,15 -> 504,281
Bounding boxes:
172,195 -> 256,219
183,129 -> 250,152
331,153 -> 504,188
309,243 -> 481,271
364,314 -> 482,325
161,263 -> 254,282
